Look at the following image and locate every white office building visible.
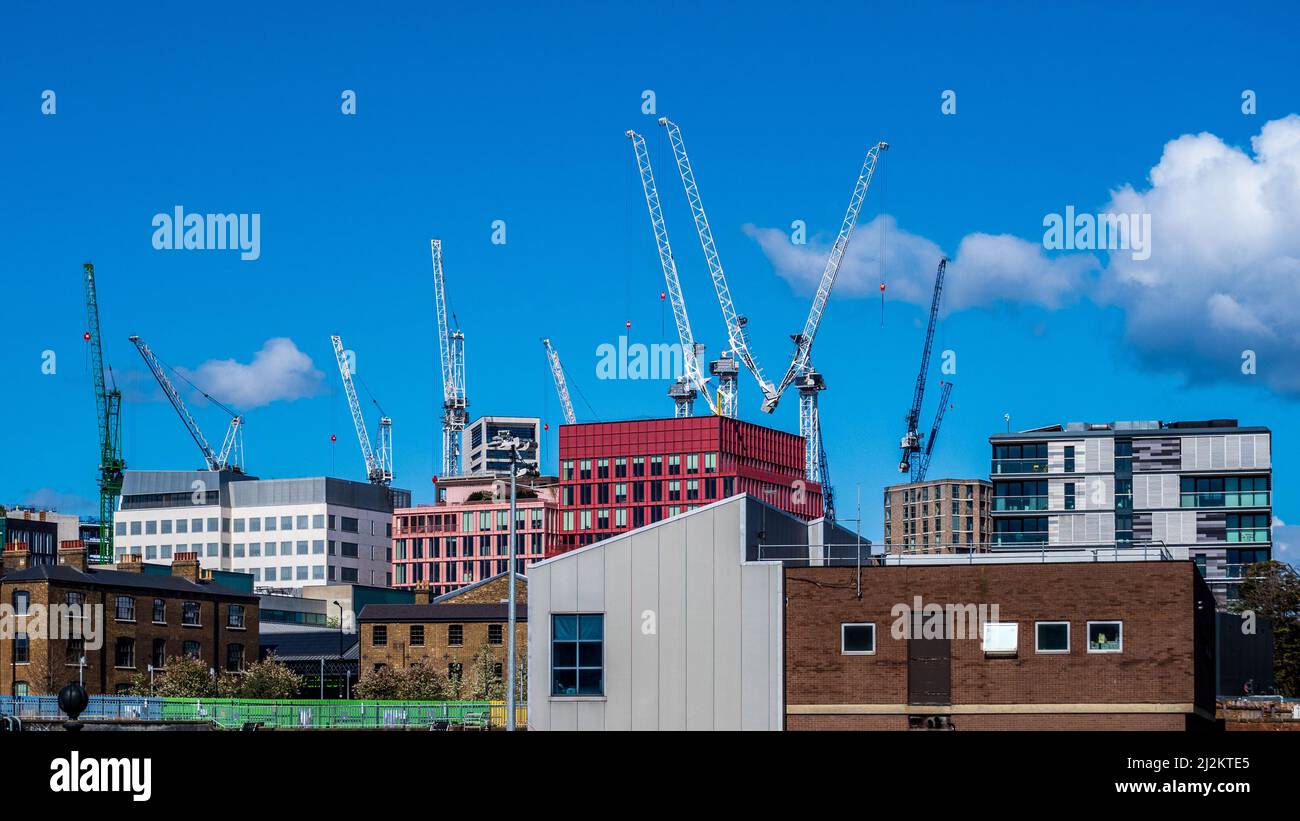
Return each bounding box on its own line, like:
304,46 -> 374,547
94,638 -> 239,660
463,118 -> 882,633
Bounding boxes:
113,471 -> 410,591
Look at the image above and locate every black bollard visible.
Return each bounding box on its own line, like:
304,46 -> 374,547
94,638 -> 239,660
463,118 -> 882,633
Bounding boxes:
58,681 -> 89,732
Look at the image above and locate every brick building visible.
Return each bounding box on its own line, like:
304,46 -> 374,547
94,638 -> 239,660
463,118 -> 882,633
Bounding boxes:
552,416 -> 820,555
883,478 -> 992,553
1,542 -> 259,696
783,560 -> 1216,730
358,572 -> 526,682
393,475 -> 559,597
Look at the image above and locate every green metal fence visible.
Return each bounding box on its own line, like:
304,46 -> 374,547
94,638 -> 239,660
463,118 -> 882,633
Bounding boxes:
0,696 -> 525,729
157,698 -> 525,729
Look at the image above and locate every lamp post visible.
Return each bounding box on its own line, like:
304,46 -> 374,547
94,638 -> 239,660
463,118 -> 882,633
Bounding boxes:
489,432 -> 535,732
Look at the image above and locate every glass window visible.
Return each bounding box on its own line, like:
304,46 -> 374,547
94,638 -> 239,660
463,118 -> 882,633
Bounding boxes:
182,601 -> 201,626
115,637 -> 136,669
841,623 -> 875,655
1035,622 -> 1070,653
448,624 -> 464,646
115,595 -> 135,621
488,624 -> 503,645
410,625 -> 425,646
373,625 -> 387,646
226,643 -> 244,672
228,604 -> 245,629
1087,621 -> 1122,652
982,622 -> 1019,655
152,598 -> 166,624
551,614 -> 604,696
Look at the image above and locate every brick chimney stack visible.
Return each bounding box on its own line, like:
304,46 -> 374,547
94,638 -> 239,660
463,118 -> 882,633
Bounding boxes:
172,552 -> 201,583
117,553 -> 144,573
2,542 -> 30,574
413,580 -> 433,605
58,539 -> 88,572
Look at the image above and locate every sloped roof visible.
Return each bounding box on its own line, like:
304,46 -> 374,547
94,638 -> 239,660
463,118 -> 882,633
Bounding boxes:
1,563 -> 254,600
358,602 -> 525,623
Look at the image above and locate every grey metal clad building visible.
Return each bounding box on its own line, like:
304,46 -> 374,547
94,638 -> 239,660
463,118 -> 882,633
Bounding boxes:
989,419 -> 1272,605
525,494 -> 865,731
114,470 -> 411,591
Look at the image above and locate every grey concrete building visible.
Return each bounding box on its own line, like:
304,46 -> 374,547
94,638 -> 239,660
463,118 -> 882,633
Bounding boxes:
525,494 -> 863,731
989,419 -> 1272,604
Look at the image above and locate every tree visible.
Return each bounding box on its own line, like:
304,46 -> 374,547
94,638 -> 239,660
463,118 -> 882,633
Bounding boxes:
468,642 -> 504,701
129,656 -> 217,698
1232,561 -> 1300,696
398,661 -> 451,700
238,656 -> 303,699
354,665 -> 402,699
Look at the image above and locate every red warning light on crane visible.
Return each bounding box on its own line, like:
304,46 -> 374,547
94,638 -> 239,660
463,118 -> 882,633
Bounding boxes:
543,423 -> 550,431
330,434 -> 337,443
83,332 -> 91,341
879,282 -> 886,293
625,320 -> 632,330
659,291 -> 666,300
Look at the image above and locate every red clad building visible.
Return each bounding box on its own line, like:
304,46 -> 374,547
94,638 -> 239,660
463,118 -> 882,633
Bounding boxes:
551,417 -> 821,556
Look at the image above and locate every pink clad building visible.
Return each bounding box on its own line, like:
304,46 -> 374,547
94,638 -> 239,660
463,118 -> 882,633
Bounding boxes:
391,474 -> 560,597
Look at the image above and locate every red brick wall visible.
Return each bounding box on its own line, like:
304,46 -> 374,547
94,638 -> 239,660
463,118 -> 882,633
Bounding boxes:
784,561 -> 1207,730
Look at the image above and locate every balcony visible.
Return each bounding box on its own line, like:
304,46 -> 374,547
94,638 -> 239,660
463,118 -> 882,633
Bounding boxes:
991,459 -> 1049,475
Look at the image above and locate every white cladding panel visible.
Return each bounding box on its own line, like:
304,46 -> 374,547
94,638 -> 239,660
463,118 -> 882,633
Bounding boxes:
527,496 -> 783,731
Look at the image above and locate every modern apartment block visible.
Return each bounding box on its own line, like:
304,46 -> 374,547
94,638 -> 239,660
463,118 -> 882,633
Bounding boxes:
552,417 -> 820,555
462,416 -> 542,476
989,419 -> 1272,604
112,470 -> 411,592
883,479 -> 992,553
392,474 -> 559,597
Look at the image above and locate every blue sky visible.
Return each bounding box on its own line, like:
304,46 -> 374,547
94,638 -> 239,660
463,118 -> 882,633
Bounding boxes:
2,2 -> 1297,555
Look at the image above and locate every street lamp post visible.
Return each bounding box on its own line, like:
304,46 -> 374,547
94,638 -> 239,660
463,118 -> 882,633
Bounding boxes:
490,432 -> 535,732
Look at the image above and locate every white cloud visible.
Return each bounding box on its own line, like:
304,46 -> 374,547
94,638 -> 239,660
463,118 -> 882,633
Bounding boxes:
1101,115 -> 1300,394
745,115 -> 1300,395
744,215 -> 1093,314
179,338 -> 324,409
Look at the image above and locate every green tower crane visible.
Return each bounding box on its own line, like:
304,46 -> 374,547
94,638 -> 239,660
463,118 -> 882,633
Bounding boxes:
84,263 -> 124,563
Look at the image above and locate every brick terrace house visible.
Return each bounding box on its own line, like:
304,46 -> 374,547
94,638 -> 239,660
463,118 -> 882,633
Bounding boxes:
552,416 -> 820,555
1,542 -> 259,696
784,560 -> 1216,730
358,572 -> 526,683
392,475 -> 559,597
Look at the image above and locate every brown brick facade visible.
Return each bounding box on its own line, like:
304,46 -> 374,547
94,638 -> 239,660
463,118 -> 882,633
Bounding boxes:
358,573 -> 526,680
783,561 -> 1215,731
1,546 -> 259,696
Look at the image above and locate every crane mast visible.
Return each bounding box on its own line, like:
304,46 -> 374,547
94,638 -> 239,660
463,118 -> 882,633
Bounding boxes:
84,263 -> 124,563
658,117 -> 775,417
626,128 -> 716,417
542,338 -> 577,425
129,335 -> 244,472
331,335 -> 392,485
899,257 -> 948,475
913,380 -> 954,484
765,140 -> 889,413
431,239 -> 468,476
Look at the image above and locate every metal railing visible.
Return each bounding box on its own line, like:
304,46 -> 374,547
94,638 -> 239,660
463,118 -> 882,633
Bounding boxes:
0,696 -> 526,729
756,541 -> 1176,566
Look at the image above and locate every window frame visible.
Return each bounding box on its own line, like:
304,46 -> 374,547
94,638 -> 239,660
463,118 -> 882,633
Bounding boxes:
1086,620 -> 1123,653
550,613 -> 604,698
981,621 -> 1019,655
1034,621 -> 1071,654
840,623 -> 876,656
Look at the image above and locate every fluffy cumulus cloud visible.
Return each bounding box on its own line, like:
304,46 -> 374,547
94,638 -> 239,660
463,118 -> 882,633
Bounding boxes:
746,115 -> 1300,395
179,338 -> 324,409
743,215 -> 1093,314
1100,115 -> 1300,394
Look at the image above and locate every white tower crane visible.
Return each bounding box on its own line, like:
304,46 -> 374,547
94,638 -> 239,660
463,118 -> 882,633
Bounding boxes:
330,335 -> 393,485
763,140 -> 889,490
542,338 -> 577,425
129,335 -> 244,472
627,128 -> 716,418
658,117 -> 776,418
431,239 -> 468,476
